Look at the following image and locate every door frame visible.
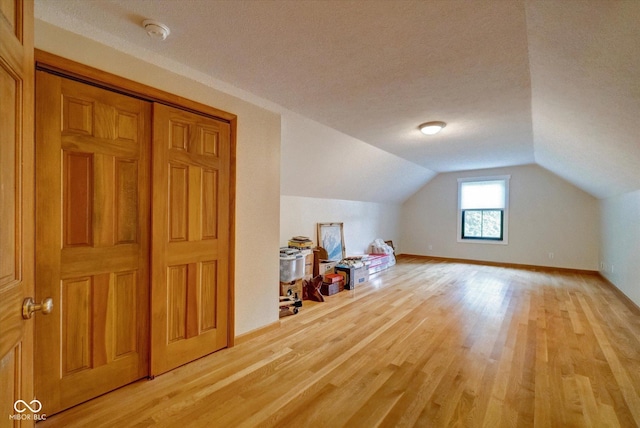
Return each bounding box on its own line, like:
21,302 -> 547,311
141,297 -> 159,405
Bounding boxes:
34,50 -> 237,349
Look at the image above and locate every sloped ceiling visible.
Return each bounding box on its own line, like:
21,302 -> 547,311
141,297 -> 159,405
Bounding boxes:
34,0 -> 640,200
527,0 -> 640,198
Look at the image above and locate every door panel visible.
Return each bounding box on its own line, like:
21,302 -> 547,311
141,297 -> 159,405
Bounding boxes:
35,72 -> 150,415
0,0 -> 34,425
151,104 -> 230,376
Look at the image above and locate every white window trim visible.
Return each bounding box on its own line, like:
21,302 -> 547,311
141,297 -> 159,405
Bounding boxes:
457,175 -> 510,245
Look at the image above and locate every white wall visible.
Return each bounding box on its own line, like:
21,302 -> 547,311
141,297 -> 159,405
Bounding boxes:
281,110 -> 436,204
600,190 -> 640,307
35,21 -> 282,336
280,196 -> 401,255
401,164 -> 599,270
279,111 -> 418,258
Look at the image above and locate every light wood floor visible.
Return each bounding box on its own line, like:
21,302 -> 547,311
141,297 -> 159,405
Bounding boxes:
40,256 -> 640,427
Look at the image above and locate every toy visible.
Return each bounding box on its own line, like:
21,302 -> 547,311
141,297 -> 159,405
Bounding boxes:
303,275 -> 324,302
279,290 -> 302,316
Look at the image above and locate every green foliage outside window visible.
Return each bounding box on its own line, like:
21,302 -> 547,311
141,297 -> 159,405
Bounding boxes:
462,210 -> 503,240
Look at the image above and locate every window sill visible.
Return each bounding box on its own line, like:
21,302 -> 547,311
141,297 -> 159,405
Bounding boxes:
457,238 -> 509,245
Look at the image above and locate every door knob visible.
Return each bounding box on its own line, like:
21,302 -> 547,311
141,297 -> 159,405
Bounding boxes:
22,297 -> 54,319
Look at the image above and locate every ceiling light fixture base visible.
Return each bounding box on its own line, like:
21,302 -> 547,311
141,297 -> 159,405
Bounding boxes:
419,121 -> 447,135
143,19 -> 170,41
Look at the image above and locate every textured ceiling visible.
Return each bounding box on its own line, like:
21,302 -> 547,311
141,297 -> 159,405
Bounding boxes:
34,0 -> 640,199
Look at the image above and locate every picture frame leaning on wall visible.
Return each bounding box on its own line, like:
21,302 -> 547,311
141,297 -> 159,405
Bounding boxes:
317,222 -> 345,261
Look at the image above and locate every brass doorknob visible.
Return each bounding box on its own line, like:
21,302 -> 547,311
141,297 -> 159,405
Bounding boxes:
22,297 -> 54,319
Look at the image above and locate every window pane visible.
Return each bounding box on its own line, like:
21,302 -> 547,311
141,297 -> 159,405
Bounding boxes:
460,180 -> 505,209
482,210 -> 502,238
463,211 -> 483,237
462,209 -> 502,240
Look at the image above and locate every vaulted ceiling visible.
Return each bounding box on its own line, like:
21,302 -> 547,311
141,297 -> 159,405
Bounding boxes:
35,0 -> 640,199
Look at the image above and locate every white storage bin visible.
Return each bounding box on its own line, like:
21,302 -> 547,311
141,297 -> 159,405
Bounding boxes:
280,254 -> 305,282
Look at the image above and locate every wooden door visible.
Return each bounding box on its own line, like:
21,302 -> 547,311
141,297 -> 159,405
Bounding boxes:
34,72 -> 151,415
151,104 -> 230,376
0,0 -> 35,425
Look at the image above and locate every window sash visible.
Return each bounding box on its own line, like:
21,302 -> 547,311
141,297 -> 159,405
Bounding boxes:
461,209 -> 504,240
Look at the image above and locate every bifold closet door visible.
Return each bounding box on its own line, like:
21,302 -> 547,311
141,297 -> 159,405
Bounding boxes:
150,103 -> 231,376
35,72 -> 151,415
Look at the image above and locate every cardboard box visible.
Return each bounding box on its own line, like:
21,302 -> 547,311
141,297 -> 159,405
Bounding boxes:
318,260 -> 337,276
323,273 -> 342,283
335,265 -> 369,290
320,280 -> 344,296
304,252 -> 314,279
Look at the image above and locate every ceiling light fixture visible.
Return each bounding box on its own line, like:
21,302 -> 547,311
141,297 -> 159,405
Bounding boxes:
419,121 -> 446,135
142,19 -> 170,41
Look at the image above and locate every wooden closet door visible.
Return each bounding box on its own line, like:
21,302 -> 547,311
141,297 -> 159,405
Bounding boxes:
35,72 -> 150,415
0,0 -> 35,424
151,103 -> 230,376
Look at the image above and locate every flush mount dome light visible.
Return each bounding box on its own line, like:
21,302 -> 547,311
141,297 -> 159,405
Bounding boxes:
143,19 -> 170,40
419,121 -> 446,135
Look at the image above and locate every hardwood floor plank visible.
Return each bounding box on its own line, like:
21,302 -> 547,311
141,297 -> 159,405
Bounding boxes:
39,257 -> 640,427
577,294 -> 640,426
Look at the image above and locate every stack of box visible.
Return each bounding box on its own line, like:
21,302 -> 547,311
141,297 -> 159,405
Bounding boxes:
334,257 -> 369,290
288,236 -> 314,250
280,247 -> 305,297
280,238 -> 315,299
318,260 -> 337,276
335,265 -> 369,290
321,273 -> 344,296
287,237 -> 314,281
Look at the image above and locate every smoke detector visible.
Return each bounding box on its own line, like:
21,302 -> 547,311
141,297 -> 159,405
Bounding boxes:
142,20 -> 170,41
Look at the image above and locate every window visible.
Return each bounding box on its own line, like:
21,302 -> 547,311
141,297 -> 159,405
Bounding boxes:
457,176 -> 510,243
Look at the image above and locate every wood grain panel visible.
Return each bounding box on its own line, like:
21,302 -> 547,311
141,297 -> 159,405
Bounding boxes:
164,149 -> 220,170
61,245 -> 140,277
186,263 -> 199,339
62,135 -> 139,159
0,344 -> 19,420
168,164 -> 188,242
151,103 -> 232,376
200,261 -> 217,331
167,265 -> 187,343
201,169 -> 218,240
114,271 -> 137,357
63,151 -> 93,247
199,126 -> 219,157
62,277 -> 92,375
0,0 -> 16,35
94,102 -> 116,141
115,159 -> 138,244
93,153 -> 114,247
0,65 -> 17,285
165,241 -> 219,266
0,288 -> 24,387
1,1 -> 33,423
188,166 -> 201,242
116,111 -> 138,143
62,95 -> 93,135
37,71 -> 150,415
169,121 -> 189,151
92,273 -> 110,368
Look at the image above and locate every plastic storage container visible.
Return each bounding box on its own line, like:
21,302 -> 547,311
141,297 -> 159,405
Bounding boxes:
280,248 -> 305,282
